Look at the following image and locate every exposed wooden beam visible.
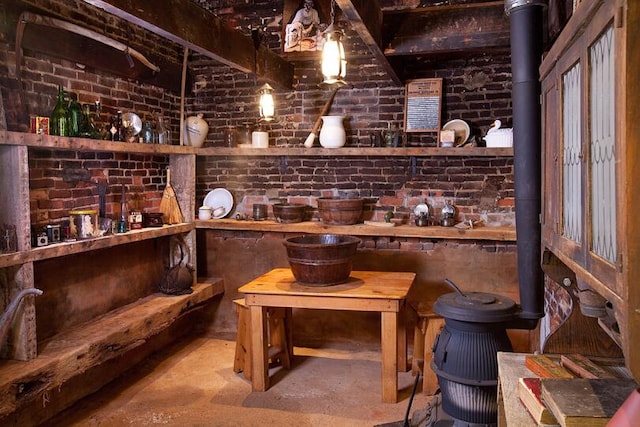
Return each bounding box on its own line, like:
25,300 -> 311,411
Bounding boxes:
335,0 -> 402,86
20,23 -> 188,93
82,0 -> 294,89
383,1 -> 510,56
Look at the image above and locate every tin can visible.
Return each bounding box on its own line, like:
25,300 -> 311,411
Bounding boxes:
128,211 -> 143,230
30,116 -> 50,135
69,210 -> 98,239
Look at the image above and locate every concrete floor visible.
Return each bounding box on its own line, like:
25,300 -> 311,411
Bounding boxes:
45,331 -> 437,426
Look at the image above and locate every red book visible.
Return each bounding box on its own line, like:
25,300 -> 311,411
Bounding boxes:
518,377 -> 559,426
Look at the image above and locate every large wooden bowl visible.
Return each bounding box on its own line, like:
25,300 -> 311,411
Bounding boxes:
317,197 -> 364,225
283,234 -> 361,286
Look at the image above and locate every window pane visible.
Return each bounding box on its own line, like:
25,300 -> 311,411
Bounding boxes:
562,63 -> 582,243
590,24 -> 616,264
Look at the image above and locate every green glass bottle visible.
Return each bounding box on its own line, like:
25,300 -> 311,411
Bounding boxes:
50,86 -> 69,136
67,96 -> 83,137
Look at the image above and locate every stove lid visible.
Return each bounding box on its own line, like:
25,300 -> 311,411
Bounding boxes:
434,291 -> 517,323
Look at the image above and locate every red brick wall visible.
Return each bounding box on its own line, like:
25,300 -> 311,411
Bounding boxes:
0,0 -> 178,227
192,52 -> 515,224
1,0 -> 515,227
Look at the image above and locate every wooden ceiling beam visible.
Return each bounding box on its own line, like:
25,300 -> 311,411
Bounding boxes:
82,0 -> 294,89
335,0 -> 402,86
382,1 -> 510,56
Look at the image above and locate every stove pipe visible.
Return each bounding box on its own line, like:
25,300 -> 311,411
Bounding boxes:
505,0 -> 546,326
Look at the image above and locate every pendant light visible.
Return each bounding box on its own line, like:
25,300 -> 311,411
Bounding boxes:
258,83 -> 275,122
321,1 -> 346,86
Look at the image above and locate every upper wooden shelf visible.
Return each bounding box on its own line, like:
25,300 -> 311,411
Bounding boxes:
0,131 -> 195,155
197,146 -> 514,157
195,219 -> 516,241
0,223 -> 193,269
0,132 -> 514,157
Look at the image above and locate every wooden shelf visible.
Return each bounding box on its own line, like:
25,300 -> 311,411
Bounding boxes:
0,131 -> 513,158
195,219 -> 516,241
0,223 -> 194,269
197,146 -> 513,157
0,131 -> 195,155
0,280 -> 224,418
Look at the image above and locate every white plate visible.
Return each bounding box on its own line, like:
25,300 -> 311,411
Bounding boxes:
203,188 -> 233,219
413,203 -> 429,216
442,119 -> 471,146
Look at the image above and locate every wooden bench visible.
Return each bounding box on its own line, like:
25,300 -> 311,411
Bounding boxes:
409,298 -> 445,395
233,298 -> 293,381
0,279 -> 224,421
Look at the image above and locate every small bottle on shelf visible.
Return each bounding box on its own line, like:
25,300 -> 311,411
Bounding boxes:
49,86 -> 69,137
155,116 -> 170,145
141,120 -> 155,144
67,95 -> 83,137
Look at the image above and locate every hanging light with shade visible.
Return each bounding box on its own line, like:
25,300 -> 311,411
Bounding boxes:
258,83 -> 275,122
321,0 -> 346,86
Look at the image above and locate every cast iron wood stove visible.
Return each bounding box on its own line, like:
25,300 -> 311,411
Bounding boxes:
431,281 -> 517,426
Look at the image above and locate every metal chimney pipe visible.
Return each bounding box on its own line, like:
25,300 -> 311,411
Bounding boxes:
505,0 -> 546,325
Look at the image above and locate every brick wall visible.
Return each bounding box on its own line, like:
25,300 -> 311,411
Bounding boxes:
0,0 -> 515,228
0,0 -> 178,227
192,52 -> 515,224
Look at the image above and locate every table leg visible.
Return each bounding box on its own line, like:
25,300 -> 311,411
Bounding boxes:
397,304 -> 408,372
249,304 -> 269,391
381,311 -> 398,403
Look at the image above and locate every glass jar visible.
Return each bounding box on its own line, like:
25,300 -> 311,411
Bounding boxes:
155,116 -> 170,145
69,209 -> 98,239
49,86 -> 69,136
224,126 -> 237,147
141,120 -> 155,144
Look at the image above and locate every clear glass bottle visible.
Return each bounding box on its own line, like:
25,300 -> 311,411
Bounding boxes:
224,126 -> 237,147
141,120 -> 155,144
155,116 -> 170,145
49,86 -> 69,136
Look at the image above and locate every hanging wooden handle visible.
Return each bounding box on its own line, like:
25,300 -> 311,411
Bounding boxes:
311,87 -> 340,135
179,47 -> 189,146
304,87 -> 340,148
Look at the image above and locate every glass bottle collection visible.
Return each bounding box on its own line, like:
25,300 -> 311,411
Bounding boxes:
49,85 -> 170,144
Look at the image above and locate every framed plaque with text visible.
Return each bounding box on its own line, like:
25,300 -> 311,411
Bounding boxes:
404,78 -> 443,134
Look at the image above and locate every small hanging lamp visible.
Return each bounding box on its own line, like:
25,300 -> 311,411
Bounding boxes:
258,83 -> 275,122
321,1 -> 346,86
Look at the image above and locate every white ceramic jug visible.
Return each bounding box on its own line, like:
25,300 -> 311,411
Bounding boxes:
185,113 -> 209,148
319,115 -> 346,148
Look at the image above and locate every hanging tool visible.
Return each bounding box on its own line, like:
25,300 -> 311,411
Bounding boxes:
303,86 -> 340,148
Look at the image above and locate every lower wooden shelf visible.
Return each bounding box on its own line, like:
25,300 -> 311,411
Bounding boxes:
0,223 -> 194,269
196,218 -> 516,241
0,279 -> 224,418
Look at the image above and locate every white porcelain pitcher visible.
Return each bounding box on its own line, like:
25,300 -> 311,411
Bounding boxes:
319,115 -> 346,148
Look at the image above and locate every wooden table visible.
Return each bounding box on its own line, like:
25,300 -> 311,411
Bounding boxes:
238,268 -> 416,403
497,352 -> 538,427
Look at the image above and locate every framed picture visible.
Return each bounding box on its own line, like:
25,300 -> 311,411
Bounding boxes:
404,78 -> 443,134
282,0 -> 332,57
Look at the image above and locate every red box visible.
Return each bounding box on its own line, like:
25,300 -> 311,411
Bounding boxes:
30,116 -> 50,135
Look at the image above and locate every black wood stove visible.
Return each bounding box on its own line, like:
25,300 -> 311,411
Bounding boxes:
431,282 -> 517,426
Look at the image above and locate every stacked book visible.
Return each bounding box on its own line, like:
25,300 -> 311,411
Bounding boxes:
518,354 -> 637,427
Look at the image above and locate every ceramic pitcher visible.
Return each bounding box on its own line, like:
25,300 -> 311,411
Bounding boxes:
319,115 -> 346,148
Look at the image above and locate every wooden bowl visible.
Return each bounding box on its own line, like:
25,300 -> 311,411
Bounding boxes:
283,234 -> 361,286
273,203 -> 308,223
317,197 -> 364,225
